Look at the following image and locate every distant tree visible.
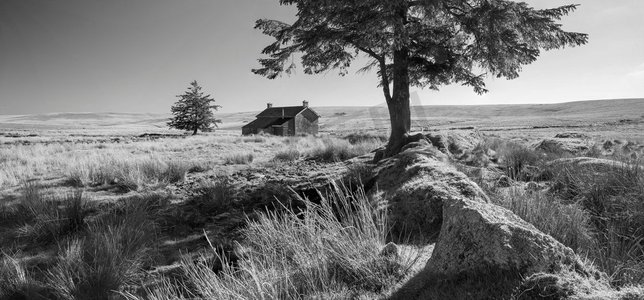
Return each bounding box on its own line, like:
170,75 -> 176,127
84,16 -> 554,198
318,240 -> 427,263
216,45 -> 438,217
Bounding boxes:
253,0 -> 588,157
168,81 -> 222,135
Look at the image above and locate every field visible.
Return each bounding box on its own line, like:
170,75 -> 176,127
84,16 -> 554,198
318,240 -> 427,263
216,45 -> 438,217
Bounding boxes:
1,98 -> 644,299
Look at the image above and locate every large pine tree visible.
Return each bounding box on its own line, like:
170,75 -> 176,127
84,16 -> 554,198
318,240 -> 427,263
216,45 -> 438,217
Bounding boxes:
253,0 -> 588,157
168,81 -> 222,135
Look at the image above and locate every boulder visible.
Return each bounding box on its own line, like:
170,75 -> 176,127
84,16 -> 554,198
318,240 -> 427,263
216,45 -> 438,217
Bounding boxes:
427,199 -> 587,277
533,138 -> 589,155
390,198 -> 599,300
372,143 -> 488,242
554,132 -> 588,139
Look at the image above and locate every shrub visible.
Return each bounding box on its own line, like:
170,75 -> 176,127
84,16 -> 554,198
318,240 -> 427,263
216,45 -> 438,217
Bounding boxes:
223,153 -> 254,165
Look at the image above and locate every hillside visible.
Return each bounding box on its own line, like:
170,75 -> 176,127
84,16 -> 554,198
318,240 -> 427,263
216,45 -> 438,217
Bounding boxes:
1,98 -> 643,134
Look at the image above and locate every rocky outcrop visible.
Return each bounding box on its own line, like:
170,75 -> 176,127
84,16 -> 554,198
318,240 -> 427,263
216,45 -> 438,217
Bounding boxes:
427,198 -> 589,278
372,141 -> 602,299
371,142 -> 488,242
533,138 -> 589,154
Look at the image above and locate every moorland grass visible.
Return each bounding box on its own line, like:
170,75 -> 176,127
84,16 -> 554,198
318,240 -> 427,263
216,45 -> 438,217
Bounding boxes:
0,183 -> 90,246
306,136 -> 380,162
222,152 -> 254,165
546,158 -> 644,285
133,185 -> 418,299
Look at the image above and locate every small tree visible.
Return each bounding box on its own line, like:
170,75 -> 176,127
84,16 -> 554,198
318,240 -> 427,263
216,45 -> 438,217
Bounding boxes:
253,0 -> 588,157
168,81 -> 222,135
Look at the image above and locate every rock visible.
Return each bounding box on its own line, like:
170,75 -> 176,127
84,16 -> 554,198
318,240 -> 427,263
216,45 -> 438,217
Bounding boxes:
554,132 -> 588,139
371,144 -> 488,243
379,242 -> 399,258
534,138 -> 589,155
390,198 -> 598,299
496,175 -> 512,187
427,198 -> 586,276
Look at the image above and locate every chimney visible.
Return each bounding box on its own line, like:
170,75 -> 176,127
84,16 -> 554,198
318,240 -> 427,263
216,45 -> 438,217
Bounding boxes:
303,100 -> 309,107
267,103 -> 273,108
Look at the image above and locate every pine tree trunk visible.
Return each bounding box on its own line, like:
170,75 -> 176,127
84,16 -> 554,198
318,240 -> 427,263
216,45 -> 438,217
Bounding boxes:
385,48 -> 412,156
192,127 -> 198,135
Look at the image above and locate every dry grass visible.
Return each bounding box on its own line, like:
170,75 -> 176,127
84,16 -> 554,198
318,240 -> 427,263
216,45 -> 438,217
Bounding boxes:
546,158 -> 644,286
45,194 -> 161,299
273,149 -> 301,161
222,152 -> 254,165
306,136 -> 379,162
133,185 -> 418,299
492,188 -> 594,253
0,183 -> 89,246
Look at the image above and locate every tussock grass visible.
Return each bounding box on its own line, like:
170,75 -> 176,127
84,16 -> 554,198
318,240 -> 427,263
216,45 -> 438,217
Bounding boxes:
547,158 -> 644,286
2,183 -> 89,246
273,149 -> 300,162
46,194 -> 159,299
343,133 -> 388,145
493,188 -> 594,253
67,155 -> 190,191
307,137 -> 378,162
191,178 -> 236,215
0,253 -> 44,299
223,152 -> 254,165
136,185 -> 417,299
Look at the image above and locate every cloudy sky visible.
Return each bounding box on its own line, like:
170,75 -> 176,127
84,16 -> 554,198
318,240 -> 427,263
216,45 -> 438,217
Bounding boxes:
0,0 -> 643,114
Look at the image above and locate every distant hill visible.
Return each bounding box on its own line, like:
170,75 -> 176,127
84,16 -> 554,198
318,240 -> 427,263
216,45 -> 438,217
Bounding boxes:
1,98 -> 642,133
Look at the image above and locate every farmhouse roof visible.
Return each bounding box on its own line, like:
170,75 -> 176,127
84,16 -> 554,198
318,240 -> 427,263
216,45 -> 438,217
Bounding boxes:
255,106 -> 311,118
241,117 -> 290,129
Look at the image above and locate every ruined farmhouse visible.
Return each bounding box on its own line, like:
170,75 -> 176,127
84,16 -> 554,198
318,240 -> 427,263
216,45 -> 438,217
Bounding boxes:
242,101 -> 319,136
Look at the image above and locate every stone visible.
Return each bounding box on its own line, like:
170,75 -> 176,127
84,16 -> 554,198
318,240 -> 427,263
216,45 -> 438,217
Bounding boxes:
371,143 -> 488,243
426,198 -> 586,277
534,138 -> 589,155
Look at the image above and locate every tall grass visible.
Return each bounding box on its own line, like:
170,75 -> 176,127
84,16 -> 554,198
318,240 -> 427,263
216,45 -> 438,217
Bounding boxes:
222,152 -> 254,165
46,195 -> 159,299
306,137 -> 379,162
67,155 -> 191,191
2,183 -> 89,246
137,185 -> 416,299
492,188 -> 594,253
547,158 -> 644,286
0,253 -> 42,299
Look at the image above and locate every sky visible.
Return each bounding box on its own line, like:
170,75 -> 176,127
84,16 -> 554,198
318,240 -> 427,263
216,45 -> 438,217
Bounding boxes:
0,0 -> 643,114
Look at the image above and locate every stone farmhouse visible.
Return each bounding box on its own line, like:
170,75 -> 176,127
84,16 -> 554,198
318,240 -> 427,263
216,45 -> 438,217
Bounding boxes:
241,101 -> 319,136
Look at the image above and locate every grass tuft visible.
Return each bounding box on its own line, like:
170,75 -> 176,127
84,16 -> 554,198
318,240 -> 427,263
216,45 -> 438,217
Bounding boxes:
223,153 -> 254,165
137,185 -> 417,299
